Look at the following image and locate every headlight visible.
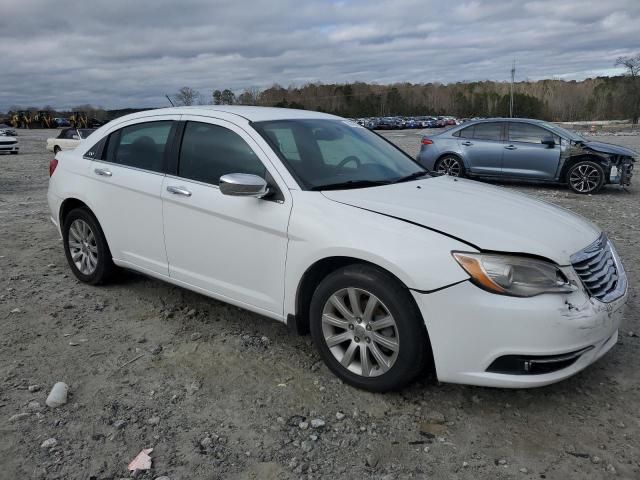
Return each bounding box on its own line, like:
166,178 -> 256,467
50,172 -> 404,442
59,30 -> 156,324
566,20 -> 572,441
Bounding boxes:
452,252 -> 576,297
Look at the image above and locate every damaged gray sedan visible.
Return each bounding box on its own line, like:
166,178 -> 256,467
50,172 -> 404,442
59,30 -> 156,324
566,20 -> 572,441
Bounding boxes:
417,118 -> 636,194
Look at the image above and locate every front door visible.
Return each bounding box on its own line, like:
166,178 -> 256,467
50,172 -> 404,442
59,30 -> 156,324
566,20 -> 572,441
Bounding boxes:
502,122 -> 561,179
161,117 -> 292,317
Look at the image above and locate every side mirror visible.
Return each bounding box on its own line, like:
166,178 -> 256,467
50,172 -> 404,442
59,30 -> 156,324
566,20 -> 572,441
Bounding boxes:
541,136 -> 555,147
219,173 -> 269,198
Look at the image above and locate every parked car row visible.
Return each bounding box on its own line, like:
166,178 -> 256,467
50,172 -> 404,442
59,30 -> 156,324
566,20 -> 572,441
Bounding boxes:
354,116 -> 474,130
48,106 -> 629,392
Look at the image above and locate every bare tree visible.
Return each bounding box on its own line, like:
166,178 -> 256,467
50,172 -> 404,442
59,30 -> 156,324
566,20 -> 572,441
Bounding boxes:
173,86 -> 200,106
615,54 -> 640,124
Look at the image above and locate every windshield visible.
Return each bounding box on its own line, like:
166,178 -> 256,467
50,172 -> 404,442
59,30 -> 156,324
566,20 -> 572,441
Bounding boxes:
253,119 -> 426,190
540,122 -> 585,142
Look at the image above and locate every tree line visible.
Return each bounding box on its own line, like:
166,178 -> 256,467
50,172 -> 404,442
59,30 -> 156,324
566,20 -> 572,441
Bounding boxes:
172,54 -> 640,123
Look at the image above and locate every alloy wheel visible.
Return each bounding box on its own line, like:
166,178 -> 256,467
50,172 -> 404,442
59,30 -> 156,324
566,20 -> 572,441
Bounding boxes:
68,219 -> 99,275
569,164 -> 601,193
436,157 -> 462,176
321,288 -> 399,377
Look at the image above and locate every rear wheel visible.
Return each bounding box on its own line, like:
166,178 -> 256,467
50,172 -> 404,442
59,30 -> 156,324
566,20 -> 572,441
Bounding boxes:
62,208 -> 115,284
310,264 -> 430,392
53,146 -> 61,154
567,160 -> 605,194
434,155 -> 464,177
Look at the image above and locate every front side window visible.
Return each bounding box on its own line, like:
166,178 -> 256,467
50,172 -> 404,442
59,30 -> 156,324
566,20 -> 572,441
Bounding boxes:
472,122 -> 503,141
109,121 -> 173,172
509,123 -> 554,144
178,122 -> 266,185
253,119 -> 425,190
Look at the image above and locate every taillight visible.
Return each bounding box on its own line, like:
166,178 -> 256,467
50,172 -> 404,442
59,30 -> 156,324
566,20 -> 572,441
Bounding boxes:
421,138 -> 433,145
49,159 -> 58,177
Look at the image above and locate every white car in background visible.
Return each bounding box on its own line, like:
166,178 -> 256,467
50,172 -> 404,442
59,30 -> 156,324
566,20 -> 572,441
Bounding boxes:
0,135 -> 19,154
47,128 -> 95,153
47,106 -> 628,392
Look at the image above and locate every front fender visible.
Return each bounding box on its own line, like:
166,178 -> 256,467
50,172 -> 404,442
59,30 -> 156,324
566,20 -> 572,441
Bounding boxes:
283,191 -> 472,317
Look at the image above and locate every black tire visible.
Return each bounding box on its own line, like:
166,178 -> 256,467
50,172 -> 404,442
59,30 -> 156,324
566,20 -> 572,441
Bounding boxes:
309,264 -> 430,392
10,151 -> 18,155
62,207 -> 115,285
53,146 -> 61,154
566,160 -> 605,194
434,155 -> 465,177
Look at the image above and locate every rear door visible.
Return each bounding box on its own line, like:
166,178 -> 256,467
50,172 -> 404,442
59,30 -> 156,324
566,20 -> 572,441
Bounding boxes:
502,122 -> 561,179
161,117 -> 292,316
456,122 -> 505,175
87,116 -> 179,275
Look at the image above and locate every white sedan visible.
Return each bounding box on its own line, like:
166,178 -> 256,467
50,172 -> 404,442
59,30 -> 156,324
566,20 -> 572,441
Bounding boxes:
47,106 -> 628,391
46,128 -> 95,153
0,135 -> 19,154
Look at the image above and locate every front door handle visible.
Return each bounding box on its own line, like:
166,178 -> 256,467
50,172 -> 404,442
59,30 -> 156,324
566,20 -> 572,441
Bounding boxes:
94,168 -> 112,177
461,141 -> 473,146
504,145 -> 517,150
167,185 -> 192,197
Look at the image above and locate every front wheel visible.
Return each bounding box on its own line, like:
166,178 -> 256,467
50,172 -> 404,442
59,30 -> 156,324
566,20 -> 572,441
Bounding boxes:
434,155 -> 464,177
567,160 -> 605,194
310,264 -> 430,392
53,146 -> 61,154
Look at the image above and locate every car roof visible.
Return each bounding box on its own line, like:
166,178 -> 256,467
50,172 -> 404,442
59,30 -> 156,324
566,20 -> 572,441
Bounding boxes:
464,117 -> 547,125
115,106 -> 341,123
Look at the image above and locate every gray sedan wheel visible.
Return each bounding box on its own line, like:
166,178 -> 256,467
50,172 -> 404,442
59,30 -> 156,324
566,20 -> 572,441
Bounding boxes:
567,161 -> 605,194
435,156 -> 464,177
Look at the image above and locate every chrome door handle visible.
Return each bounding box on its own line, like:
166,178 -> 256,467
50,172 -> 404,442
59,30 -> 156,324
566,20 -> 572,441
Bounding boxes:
167,185 -> 192,197
461,141 -> 473,146
94,168 -> 112,177
504,145 -> 517,150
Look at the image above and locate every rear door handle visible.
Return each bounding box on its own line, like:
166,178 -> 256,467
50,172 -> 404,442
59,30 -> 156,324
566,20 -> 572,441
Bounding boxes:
504,145 -> 517,150
94,168 -> 112,177
461,141 -> 473,146
167,185 -> 192,197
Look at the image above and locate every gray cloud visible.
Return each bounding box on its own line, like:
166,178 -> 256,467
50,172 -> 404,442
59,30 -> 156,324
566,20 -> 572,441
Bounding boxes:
0,0 -> 638,110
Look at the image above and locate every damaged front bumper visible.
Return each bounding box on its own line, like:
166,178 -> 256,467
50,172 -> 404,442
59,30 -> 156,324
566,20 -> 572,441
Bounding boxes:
412,265 -> 628,388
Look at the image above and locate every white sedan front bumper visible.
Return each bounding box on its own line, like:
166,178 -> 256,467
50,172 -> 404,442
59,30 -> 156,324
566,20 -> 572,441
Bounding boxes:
413,277 -> 627,388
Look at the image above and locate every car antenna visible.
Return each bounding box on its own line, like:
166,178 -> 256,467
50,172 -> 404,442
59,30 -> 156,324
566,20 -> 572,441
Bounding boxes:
165,95 -> 175,107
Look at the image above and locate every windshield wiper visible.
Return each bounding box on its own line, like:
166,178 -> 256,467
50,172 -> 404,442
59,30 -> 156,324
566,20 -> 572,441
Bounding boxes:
393,170 -> 431,183
310,180 -> 392,191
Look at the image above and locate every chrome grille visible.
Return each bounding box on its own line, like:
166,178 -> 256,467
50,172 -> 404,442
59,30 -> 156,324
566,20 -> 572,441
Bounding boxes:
571,234 -> 626,302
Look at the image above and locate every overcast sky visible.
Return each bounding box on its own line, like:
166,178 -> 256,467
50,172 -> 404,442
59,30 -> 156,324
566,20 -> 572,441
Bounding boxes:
1,0 -> 638,111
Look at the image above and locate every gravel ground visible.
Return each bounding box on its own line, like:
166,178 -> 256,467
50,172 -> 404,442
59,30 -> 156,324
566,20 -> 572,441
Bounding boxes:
0,128 -> 638,480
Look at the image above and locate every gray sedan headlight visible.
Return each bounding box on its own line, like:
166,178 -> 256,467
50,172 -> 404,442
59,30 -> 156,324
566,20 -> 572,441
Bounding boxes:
452,252 -> 576,297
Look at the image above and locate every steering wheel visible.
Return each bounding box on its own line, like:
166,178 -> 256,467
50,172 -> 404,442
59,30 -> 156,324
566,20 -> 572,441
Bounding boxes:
337,155 -> 361,169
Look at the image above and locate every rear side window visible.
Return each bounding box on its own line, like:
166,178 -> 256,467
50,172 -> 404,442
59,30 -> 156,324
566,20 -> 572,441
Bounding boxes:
472,122 -> 502,141
84,137 -> 106,160
508,123 -> 554,144
456,126 -> 474,139
178,122 -> 266,185
108,121 -> 173,172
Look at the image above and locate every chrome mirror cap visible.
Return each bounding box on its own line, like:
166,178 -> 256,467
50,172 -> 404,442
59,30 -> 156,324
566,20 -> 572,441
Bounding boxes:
219,173 -> 269,198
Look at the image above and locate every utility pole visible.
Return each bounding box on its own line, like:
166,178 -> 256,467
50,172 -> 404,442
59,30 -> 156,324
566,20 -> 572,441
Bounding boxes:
509,60 -> 515,118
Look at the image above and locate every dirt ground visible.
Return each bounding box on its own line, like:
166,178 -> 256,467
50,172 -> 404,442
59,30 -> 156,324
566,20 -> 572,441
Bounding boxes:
0,127 -> 638,480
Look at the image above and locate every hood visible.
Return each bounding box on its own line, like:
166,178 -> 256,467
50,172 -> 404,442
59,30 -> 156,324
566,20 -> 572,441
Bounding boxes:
582,140 -> 637,158
322,176 -> 600,265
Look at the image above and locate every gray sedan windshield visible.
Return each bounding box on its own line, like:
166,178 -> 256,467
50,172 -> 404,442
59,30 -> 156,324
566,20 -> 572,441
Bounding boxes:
253,119 -> 425,190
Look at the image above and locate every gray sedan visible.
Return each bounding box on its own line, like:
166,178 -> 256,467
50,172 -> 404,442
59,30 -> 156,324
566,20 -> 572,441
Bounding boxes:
416,118 -> 636,194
